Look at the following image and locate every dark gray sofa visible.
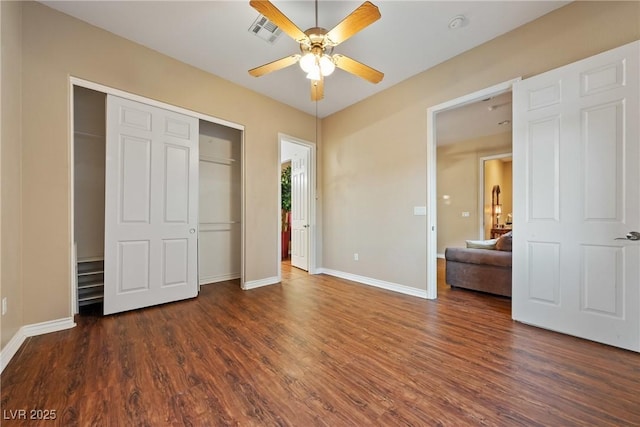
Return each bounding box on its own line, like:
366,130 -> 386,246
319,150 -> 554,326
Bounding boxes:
444,233 -> 512,297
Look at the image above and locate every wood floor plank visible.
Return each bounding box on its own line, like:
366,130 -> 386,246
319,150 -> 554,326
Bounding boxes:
2,260 -> 639,426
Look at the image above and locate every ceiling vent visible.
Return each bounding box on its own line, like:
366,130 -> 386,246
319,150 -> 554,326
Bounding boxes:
249,15 -> 283,44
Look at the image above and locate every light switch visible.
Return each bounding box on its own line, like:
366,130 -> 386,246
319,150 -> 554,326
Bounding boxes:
462,211 -> 470,217
414,206 -> 427,216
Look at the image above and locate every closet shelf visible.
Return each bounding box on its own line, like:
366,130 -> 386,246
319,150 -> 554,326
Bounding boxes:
199,154 -> 236,165
78,256 -> 104,263
75,258 -> 104,309
199,221 -> 240,225
79,293 -> 104,305
78,281 -> 104,290
74,131 -> 105,139
78,270 -> 104,277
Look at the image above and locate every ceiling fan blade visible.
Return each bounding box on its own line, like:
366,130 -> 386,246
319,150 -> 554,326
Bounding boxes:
311,77 -> 324,101
249,0 -> 309,43
333,54 -> 384,84
249,54 -> 300,77
325,1 -> 381,46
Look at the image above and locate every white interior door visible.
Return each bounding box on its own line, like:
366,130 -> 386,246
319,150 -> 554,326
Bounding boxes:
104,95 -> 199,315
290,152 -> 309,271
513,41 -> 639,351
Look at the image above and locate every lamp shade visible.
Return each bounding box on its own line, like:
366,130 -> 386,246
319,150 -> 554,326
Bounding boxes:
319,55 -> 335,76
299,52 -> 316,73
306,66 -> 321,81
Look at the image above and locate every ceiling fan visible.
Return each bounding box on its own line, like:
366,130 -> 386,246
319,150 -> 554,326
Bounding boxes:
248,0 -> 384,101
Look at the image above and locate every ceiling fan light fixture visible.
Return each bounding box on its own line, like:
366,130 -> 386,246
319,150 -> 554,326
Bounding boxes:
299,52 -> 316,73
319,54 -> 335,76
306,66 -> 322,81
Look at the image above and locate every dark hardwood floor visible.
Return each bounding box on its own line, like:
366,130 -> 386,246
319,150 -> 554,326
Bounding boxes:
2,260 -> 639,426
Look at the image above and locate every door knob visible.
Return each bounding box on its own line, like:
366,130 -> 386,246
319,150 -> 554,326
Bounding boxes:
626,231 -> 640,241
615,231 -> 640,241
189,228 -> 196,234
303,224 -> 310,228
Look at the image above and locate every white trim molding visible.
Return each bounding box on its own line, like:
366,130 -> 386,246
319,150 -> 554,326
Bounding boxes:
1,317 -> 76,373
426,77 -> 522,301
277,134 -> 318,281
243,276 -> 280,290
319,269 -> 428,299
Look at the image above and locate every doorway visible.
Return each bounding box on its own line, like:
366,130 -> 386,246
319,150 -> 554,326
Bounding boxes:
278,134 -> 317,279
427,78 -> 521,299
479,153 -> 513,240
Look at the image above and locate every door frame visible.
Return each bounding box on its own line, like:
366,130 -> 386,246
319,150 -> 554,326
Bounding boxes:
69,76 -> 246,314
426,78 -> 520,299
277,134 -> 317,279
478,153 -> 512,240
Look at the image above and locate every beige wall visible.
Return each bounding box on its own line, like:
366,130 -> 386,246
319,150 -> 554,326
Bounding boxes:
322,1 -> 640,290
1,0 -> 24,348
437,133 -> 511,254
19,1 -> 317,326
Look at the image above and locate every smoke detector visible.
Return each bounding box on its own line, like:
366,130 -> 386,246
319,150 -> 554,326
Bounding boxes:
448,15 -> 466,30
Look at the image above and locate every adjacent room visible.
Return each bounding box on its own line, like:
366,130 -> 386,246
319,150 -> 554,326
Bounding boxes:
2,1 -> 639,425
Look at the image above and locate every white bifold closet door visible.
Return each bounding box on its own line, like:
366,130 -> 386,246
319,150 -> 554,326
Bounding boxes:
104,95 -> 199,315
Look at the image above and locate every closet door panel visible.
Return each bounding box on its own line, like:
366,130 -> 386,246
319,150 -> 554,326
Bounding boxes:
119,135 -> 151,224
105,95 -> 199,315
163,144 -> 191,223
117,240 -> 150,292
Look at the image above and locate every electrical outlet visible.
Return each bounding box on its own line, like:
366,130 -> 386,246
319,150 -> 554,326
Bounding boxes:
2,297 -> 7,316
462,211 -> 470,217
353,253 -> 359,261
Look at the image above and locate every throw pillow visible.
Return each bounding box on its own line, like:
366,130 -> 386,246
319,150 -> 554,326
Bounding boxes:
496,232 -> 513,251
465,238 -> 498,249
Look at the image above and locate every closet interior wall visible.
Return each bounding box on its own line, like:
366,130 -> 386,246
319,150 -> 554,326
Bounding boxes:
73,87 -> 107,312
198,121 -> 242,285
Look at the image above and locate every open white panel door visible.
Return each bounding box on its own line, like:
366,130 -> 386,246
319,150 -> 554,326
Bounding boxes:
513,41 -> 639,351
104,95 -> 199,315
291,153 -> 309,271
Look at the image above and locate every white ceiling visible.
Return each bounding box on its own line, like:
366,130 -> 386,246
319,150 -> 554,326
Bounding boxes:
42,0 -> 568,123
436,91 -> 512,146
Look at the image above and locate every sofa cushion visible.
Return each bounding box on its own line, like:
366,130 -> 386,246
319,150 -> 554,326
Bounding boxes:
465,238 -> 498,249
445,247 -> 512,268
496,232 -> 513,251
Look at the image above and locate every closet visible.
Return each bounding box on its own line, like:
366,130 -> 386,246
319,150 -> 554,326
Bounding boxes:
73,87 -> 106,311
73,85 -> 242,314
198,121 -> 242,284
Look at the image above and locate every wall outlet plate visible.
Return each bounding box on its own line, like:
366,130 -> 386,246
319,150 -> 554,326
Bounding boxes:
413,206 -> 427,216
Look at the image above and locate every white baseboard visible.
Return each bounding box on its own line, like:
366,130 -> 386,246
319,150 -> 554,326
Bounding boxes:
437,253 -> 445,259
1,317 -> 76,373
1,330 -> 26,373
199,273 -> 241,285
319,268 -> 428,299
243,276 -> 280,290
